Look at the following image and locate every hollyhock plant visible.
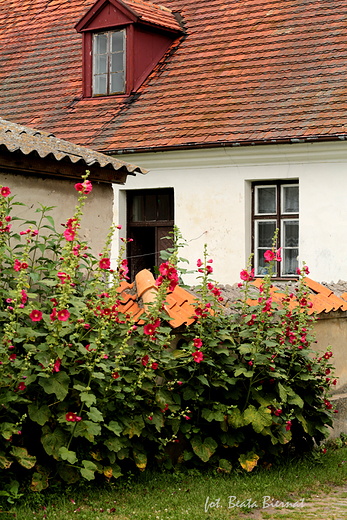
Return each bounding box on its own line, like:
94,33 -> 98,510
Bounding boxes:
57,309 -> 70,321
264,249 -> 275,262
99,257 -> 111,270
1,186 -> 10,197
192,351 -> 204,363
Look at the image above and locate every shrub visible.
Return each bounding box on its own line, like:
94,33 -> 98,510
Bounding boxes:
0,178 -> 337,490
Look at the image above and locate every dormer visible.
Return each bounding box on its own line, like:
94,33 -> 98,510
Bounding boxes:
75,0 -> 183,98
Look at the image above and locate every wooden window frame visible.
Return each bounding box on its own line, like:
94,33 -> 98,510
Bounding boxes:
252,180 -> 299,279
92,29 -> 126,96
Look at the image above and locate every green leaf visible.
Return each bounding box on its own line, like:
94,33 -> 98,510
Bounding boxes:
80,391 -> 96,407
0,451 -> 12,469
288,392 -> 304,407
84,421 -> 101,437
122,416 -> 145,439
10,446 -> 36,469
80,460 -> 97,480
59,447 -> 77,464
218,458 -> 232,474
151,411 -> 164,432
191,435 -> 218,462
106,421 -> 123,436
104,437 -> 124,452
38,372 -> 70,400
197,375 -> 210,386
243,405 -> 272,433
28,404 -> 51,426
31,472 -> 49,492
227,408 -> 244,429
133,445 -> 147,471
202,408 -> 225,422
183,387 -> 195,400
86,407 -> 104,423
278,382 -> 288,403
41,426 -> 67,460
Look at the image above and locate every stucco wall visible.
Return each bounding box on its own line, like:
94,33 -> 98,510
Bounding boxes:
0,172 -> 114,259
113,140 -> 347,285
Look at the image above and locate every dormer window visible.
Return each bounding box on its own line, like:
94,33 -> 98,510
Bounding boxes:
93,30 -> 126,95
75,0 -> 183,98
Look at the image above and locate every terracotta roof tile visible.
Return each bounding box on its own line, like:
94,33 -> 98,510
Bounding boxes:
1,0 -> 347,151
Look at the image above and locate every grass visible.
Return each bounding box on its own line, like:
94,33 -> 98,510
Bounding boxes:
1,446 -> 347,520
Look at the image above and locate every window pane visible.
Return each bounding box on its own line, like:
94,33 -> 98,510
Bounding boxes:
94,54 -> 107,74
256,221 -> 276,275
157,193 -> 170,220
257,221 -> 276,248
145,194 -> 156,221
257,187 -> 276,214
283,185 -> 299,213
93,74 -> 107,95
132,195 -> 143,222
282,248 -> 299,275
111,31 -> 124,52
94,33 -> 107,55
110,72 -> 124,93
110,53 -> 123,73
283,220 -> 299,247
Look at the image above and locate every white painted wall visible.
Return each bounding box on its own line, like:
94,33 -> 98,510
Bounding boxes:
112,141 -> 347,285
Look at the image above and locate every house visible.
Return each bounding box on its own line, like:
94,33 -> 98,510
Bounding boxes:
1,0 -> 347,284
0,118 -> 145,257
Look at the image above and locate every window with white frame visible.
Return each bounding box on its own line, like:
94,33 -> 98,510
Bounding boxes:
252,181 -> 299,277
93,30 -> 126,96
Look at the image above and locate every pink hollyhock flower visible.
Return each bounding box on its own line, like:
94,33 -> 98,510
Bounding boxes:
14,259 -> 22,271
240,268 -> 254,281
262,297 -> 272,313
64,228 -> 75,241
5,216 -> 11,222
9,354 -> 16,361
83,180 -> 93,194
21,289 -> 27,304
206,265 -> 213,274
50,308 -> 57,321
112,372 -> 119,380
264,250 -> 275,262
285,420 -> 292,431
207,259 -> 213,263
296,267 -> 301,275
66,412 -> 77,422
30,309 -> 43,322
303,265 -> 310,275
193,338 -> 203,349
275,248 -> 282,261
155,276 -> 164,287
53,358 -> 61,372
75,182 -> 84,192
151,362 -> 158,370
177,381 -> 182,386
192,350 -> 204,363
159,262 -> 170,276
144,323 -> 156,336
57,272 -> 70,284
169,280 -> 178,292
116,225 -> 122,229
142,355 -> 149,367
18,382 -> 26,391
184,415 -> 190,420
57,309 -> 70,322
196,259 -> 202,267
76,416 -> 82,422
1,186 -> 11,197
99,257 -> 111,270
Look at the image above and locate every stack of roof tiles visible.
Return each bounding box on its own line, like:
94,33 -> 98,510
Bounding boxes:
0,0 -> 347,152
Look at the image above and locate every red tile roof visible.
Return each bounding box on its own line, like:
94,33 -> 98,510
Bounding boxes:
120,0 -> 182,31
1,0 -> 347,151
117,269 -> 197,327
117,271 -> 347,331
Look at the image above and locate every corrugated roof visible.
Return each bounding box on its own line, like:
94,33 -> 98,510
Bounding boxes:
0,118 -> 146,176
1,0 -> 347,152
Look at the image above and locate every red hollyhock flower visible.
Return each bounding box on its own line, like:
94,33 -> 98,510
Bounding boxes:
141,355 -> 149,367
285,420 -> 292,431
151,362 -> 158,370
30,309 -> 43,322
53,358 -> 61,373
264,250 -> 275,262
75,182 -> 84,192
64,228 -> 75,241
159,262 -> 170,276
99,257 -> 111,270
193,338 -> 202,349
14,259 -> 22,271
1,186 -> 11,197
21,262 -> 28,269
66,412 -> 77,422
112,372 -> 119,379
17,382 -> 26,391
9,354 -> 16,361
192,351 -> 203,363
21,289 -> 27,304
50,308 -> 57,321
57,309 -> 70,322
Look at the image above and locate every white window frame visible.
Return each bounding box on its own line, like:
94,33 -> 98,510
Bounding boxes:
253,182 -> 299,278
92,29 -> 126,96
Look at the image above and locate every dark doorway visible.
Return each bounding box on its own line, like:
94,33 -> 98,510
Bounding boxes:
127,188 -> 174,280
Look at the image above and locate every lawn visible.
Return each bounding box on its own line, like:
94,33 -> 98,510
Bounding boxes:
1,444 -> 347,520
